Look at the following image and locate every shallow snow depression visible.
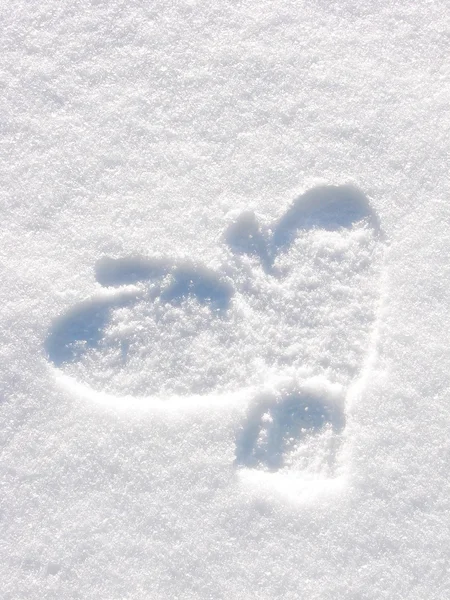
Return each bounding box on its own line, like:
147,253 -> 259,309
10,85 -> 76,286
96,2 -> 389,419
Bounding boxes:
45,184 -> 384,480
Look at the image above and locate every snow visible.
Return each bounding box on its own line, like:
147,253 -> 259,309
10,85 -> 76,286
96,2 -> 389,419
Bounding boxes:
2,0 -> 450,598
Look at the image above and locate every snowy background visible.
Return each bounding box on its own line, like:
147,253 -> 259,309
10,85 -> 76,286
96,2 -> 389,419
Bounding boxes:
2,1 -> 450,598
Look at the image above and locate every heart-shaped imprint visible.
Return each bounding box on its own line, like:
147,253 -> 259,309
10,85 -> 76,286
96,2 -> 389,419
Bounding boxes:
46,184 -> 384,479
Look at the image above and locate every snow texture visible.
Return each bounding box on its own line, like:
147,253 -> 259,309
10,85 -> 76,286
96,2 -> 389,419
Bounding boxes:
1,1 -> 450,599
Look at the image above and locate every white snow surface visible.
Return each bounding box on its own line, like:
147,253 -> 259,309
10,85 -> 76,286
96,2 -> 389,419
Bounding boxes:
1,1 -> 450,598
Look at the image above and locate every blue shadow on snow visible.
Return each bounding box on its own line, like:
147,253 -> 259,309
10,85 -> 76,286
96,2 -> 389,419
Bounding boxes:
235,391 -> 345,472
46,257 -> 234,367
225,184 -> 381,272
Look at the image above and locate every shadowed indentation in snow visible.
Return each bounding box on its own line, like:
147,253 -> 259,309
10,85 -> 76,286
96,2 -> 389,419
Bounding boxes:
225,184 -> 380,272
96,256 -> 233,311
224,211 -> 272,272
235,391 -> 345,472
271,184 -> 380,251
95,256 -> 171,287
45,293 -> 137,367
46,259 -> 234,368
45,181 -> 381,485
